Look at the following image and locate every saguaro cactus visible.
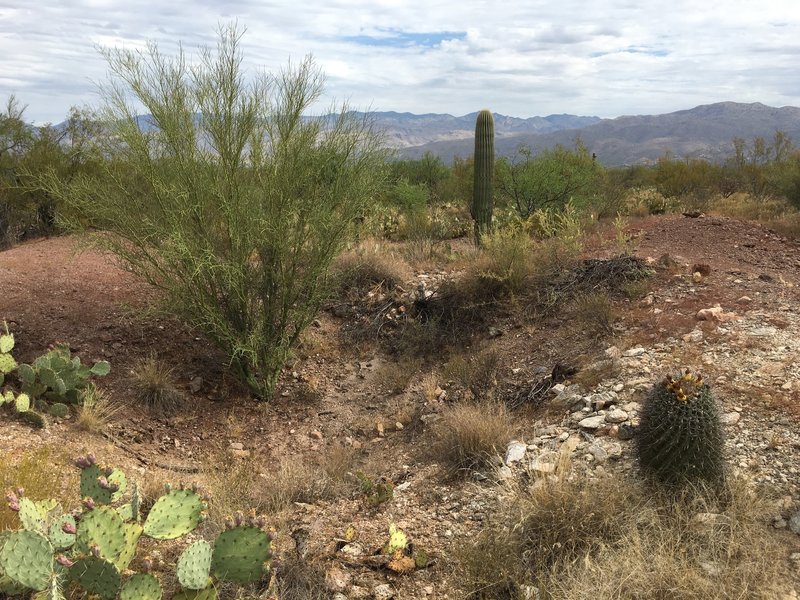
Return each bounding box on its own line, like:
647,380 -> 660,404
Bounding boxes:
471,109 -> 495,245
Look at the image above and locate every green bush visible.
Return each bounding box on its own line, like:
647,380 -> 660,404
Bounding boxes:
45,26 -> 386,399
496,142 -> 603,219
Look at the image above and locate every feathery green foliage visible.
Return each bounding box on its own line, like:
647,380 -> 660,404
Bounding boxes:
44,25 -> 386,398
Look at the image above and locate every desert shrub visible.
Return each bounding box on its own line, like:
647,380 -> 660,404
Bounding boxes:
430,401 -> 512,478
496,142 -> 604,219
442,348 -> 500,399
571,291 -> 616,337
44,26 -> 386,399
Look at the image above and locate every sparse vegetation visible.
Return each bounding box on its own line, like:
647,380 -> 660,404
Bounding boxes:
431,401 -> 512,478
459,474 -> 787,599
129,354 -> 184,413
76,383 -> 120,433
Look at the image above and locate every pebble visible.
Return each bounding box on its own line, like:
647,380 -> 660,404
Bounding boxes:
623,347 -> 646,357
578,415 -> 606,429
604,409 -> 629,424
720,412 -> 741,426
373,584 -> 395,600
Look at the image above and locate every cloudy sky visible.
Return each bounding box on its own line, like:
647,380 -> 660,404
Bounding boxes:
1,0 -> 799,124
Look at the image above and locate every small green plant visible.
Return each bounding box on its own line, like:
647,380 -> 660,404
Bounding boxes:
355,472 -> 394,507
0,322 -> 17,387
612,213 -> 637,255
636,371 -> 725,489
17,343 -> 110,405
0,453 -> 273,600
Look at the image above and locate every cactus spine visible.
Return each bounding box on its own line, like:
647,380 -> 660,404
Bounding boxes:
471,109 -> 495,245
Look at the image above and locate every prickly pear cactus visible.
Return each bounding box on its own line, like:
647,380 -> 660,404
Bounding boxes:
75,506 -> 127,562
177,540 -> 213,590
77,455 -> 125,505
18,343 -> 110,405
143,489 -> 205,540
120,572 -> 162,600
69,556 -> 121,600
0,530 -> 54,591
0,322 -> 16,386
172,588 -> 218,600
2,453 -> 271,600
210,524 -> 272,584
636,370 -> 725,488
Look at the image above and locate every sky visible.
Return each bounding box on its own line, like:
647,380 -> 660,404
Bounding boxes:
1,0 -> 799,125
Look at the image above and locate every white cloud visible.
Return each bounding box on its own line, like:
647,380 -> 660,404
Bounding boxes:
1,0 -> 799,123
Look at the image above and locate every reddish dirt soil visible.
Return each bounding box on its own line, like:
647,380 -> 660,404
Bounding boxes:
1,214 -> 799,598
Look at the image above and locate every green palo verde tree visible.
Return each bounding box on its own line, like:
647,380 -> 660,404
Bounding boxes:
43,25 -> 386,399
471,109 -> 494,245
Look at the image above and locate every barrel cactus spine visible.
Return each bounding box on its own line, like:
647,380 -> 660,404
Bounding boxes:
471,109 -> 495,246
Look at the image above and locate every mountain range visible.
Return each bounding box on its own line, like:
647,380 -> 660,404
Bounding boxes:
381,102 -> 800,166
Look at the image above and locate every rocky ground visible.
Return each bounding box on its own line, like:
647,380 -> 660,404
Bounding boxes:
1,214 -> 799,598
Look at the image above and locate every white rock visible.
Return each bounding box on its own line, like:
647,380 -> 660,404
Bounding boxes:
683,329 -> 704,343
373,584 -> 395,600
504,441 -> 527,465
623,347 -> 646,357
586,444 -> 608,464
720,412 -> 741,426
604,409 -> 629,424
578,415 -> 606,429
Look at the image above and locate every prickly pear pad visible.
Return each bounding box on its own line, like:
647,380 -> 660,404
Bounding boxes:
143,489 -> 204,540
177,539 -> 213,590
211,526 -> 271,584
120,572 -> 162,600
172,587 -> 218,600
76,506 -> 127,562
69,557 -> 121,600
18,497 -> 47,534
0,530 -> 54,591
114,523 -> 143,571
80,464 -> 113,505
48,514 -> 76,550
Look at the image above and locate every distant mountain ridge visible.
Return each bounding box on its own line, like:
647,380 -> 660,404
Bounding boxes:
393,102 -> 800,166
369,111 -> 602,149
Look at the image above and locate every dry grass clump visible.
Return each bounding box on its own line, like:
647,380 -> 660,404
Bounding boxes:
205,446 -> 356,527
76,384 -> 121,433
129,354 -> 184,414
331,243 -> 411,300
430,401 -> 512,478
571,291 -> 616,337
0,447 -> 71,531
442,348 -> 500,399
270,557 -> 329,600
376,358 -> 422,395
458,474 -> 788,599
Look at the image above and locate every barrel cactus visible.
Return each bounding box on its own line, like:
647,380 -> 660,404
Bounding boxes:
635,370 -> 725,488
471,109 -> 495,245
